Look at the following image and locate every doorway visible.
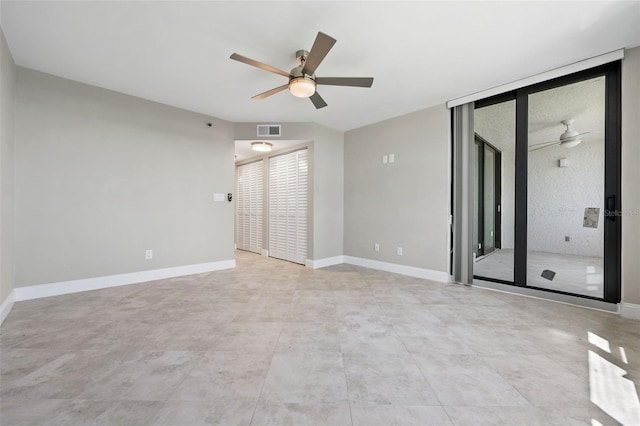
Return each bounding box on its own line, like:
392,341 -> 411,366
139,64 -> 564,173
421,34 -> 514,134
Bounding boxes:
470,61 -> 621,303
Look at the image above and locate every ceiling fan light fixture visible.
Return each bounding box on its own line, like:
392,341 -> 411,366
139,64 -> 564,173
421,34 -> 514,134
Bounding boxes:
251,141 -> 272,152
289,77 -> 316,98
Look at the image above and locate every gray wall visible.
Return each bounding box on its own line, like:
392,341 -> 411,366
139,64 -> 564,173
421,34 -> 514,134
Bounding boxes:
15,68 -> 235,287
234,122 -> 344,261
622,46 -> 640,305
344,105 -> 450,273
311,123 -> 344,260
1,27 -> 15,304
234,122 -> 313,142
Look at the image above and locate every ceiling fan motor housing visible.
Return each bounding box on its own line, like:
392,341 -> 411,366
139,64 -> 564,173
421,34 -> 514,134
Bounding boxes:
559,119 -> 581,147
289,50 -> 317,98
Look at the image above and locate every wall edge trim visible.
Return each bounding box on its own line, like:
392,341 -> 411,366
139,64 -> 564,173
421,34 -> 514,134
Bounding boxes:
620,302 -> 640,320
13,260 -> 236,302
306,256 -> 345,269
343,256 -> 449,282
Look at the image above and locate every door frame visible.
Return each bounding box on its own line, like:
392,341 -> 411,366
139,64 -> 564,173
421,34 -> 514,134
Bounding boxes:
474,134 -> 502,257
472,61 -> 621,303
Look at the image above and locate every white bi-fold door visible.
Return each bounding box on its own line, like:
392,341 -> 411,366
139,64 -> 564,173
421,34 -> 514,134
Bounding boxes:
235,160 -> 263,254
268,149 -> 308,264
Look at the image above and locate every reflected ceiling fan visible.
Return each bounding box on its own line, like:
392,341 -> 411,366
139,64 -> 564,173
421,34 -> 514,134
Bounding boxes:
230,32 -> 374,109
528,119 -> 595,152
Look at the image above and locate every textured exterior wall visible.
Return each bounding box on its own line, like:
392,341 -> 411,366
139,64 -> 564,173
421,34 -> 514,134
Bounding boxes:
528,140 -> 604,257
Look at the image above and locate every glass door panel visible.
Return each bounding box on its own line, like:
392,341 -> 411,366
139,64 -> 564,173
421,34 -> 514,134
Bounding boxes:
526,76 -> 606,298
473,99 -> 515,283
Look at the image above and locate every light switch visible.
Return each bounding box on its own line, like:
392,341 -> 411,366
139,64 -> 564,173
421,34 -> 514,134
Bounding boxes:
382,155 -> 388,164
213,193 -> 225,202
389,154 -> 395,163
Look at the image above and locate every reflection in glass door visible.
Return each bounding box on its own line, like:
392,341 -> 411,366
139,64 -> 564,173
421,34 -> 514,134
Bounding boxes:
526,76 -> 606,298
483,145 -> 497,255
473,100 -> 515,283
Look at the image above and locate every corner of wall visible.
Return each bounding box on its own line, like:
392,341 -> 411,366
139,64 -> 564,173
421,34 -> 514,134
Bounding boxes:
0,26 -> 16,314
621,46 -> 640,306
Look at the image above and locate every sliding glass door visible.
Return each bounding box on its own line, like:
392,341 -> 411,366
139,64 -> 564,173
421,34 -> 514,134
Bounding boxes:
472,61 -> 621,303
526,77 -> 606,298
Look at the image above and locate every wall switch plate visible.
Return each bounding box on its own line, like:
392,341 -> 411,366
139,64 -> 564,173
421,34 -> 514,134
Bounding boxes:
382,155 -> 388,164
374,243 -> 380,252
145,249 -> 153,260
397,247 -> 403,256
389,153 -> 395,163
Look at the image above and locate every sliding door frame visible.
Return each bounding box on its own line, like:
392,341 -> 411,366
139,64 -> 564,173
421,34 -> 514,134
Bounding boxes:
472,61 -> 622,303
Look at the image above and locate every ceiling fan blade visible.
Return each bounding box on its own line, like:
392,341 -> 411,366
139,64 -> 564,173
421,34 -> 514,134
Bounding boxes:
302,32 -> 336,76
309,92 -> 328,109
316,77 -> 374,87
230,53 -> 290,78
561,130 -> 593,140
529,130 -> 596,148
529,142 -> 561,152
252,84 -> 289,100
529,139 -> 560,148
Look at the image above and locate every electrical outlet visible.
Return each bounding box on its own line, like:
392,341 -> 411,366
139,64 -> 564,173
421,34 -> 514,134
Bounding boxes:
145,249 -> 153,260
374,243 -> 380,252
565,236 -> 571,242
397,247 -> 403,256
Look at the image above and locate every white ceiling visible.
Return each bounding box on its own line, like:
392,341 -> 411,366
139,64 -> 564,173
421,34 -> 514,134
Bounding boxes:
2,1 -> 639,132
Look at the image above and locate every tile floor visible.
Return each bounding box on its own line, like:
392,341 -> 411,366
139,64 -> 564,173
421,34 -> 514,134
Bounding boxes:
1,251 -> 639,425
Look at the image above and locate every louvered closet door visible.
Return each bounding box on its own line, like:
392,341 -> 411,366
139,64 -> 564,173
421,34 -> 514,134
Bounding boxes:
269,149 -> 308,264
235,160 -> 263,254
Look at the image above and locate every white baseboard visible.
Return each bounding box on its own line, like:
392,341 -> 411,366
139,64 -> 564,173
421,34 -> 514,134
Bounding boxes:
306,256 -> 345,269
620,303 -> 640,320
13,259 -> 236,302
343,256 -> 449,282
0,290 -> 15,325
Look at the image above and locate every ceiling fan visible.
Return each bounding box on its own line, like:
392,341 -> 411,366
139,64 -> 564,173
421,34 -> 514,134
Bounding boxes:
528,119 -> 595,152
230,32 -> 374,109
